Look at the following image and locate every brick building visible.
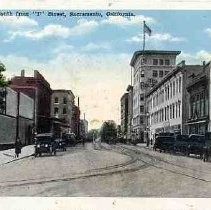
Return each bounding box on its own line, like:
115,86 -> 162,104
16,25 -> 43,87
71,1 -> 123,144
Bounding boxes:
71,105 -> 80,138
120,93 -> 128,138
9,70 -> 52,134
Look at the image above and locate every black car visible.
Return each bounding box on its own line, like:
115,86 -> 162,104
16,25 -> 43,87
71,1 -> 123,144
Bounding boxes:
174,134 -> 189,155
186,134 -> 205,157
153,135 -> 175,153
35,133 -> 57,157
55,138 -> 67,151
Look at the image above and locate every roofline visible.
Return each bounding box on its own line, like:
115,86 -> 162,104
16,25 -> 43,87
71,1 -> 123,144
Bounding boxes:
130,50 -> 181,67
146,64 -> 203,97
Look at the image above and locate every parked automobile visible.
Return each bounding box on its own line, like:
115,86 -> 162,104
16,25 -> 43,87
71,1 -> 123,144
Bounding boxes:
202,132 -> 211,162
174,134 -> 189,155
186,134 -> 205,157
34,133 -> 57,157
62,133 -> 76,146
55,138 -> 67,151
153,135 -> 175,153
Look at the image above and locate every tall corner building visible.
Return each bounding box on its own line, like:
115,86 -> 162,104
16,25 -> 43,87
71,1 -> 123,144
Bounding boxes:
130,50 -> 181,142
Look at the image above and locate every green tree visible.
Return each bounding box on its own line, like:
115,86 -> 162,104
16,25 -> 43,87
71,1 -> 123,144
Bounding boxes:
0,63 -> 7,87
99,120 -> 117,144
87,129 -> 99,141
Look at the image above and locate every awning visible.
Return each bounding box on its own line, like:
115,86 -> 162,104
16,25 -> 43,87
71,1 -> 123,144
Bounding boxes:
186,120 -> 207,125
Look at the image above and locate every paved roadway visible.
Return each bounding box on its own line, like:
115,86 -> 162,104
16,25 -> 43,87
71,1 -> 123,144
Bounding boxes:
0,143 -> 211,197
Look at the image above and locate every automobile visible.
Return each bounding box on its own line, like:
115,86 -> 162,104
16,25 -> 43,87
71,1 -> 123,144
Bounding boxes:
186,134 -> 205,157
201,132 -> 211,162
153,135 -> 175,153
34,133 -> 57,157
62,133 -> 76,146
174,134 -> 189,155
55,138 -> 67,151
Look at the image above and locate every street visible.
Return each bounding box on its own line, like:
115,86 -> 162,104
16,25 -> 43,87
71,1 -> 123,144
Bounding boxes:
1,143 -> 211,197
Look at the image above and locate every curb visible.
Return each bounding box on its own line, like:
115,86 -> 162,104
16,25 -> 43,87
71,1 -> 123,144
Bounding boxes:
2,153 -> 34,165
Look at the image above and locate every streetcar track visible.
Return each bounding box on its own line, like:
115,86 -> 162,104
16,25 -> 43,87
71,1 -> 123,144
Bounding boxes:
0,146 -> 150,188
114,144 -> 211,183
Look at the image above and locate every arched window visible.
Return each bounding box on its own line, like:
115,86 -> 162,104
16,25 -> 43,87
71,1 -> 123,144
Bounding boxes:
54,97 -> 59,103
63,108 -> 67,114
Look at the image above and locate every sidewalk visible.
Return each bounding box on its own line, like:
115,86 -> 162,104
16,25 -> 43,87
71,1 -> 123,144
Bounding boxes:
0,145 -> 35,165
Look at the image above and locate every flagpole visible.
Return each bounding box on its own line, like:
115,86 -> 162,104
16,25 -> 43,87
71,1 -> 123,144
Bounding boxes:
143,21 -> 146,52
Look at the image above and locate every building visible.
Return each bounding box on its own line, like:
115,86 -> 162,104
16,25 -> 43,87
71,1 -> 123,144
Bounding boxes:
120,92 -> 128,139
146,61 -> 203,141
130,50 -> 181,142
80,119 -> 88,139
71,105 -> 80,138
51,89 -> 75,136
126,85 -> 133,140
186,62 -> 209,134
0,87 -> 34,147
9,70 -> 52,134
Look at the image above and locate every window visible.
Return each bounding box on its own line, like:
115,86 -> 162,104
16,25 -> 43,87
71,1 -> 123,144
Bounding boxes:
140,94 -> 144,101
140,106 -> 144,113
159,70 -> 163,77
173,81 -> 175,96
140,82 -> 145,89
54,107 -> 59,115
54,97 -> 59,103
141,58 -> 147,64
179,77 -> 182,92
172,104 -> 175,119
153,70 -> 158,77
63,108 -> 67,114
141,70 -> 145,77
170,83 -> 172,98
178,101 -> 181,117
165,59 -> 170,65
153,59 -> 158,65
63,97 -> 67,104
159,59 -> 164,65
140,116 -> 144,124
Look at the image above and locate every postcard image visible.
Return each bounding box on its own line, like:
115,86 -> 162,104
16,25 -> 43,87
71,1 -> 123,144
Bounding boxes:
1,2 -> 211,209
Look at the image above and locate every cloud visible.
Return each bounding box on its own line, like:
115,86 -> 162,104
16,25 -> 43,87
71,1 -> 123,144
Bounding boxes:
1,52 -> 131,129
128,32 -> 186,43
102,15 -> 155,26
205,28 -> 211,37
177,50 -> 211,64
5,19 -> 99,41
0,16 -> 38,28
81,42 -> 111,52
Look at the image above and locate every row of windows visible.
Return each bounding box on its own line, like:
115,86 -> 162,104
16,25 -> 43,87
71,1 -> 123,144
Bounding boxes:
54,97 -> 67,104
190,91 -> 208,119
141,58 -> 171,66
150,101 -> 181,125
133,115 -> 145,126
54,107 -> 67,115
134,70 -> 169,83
148,76 -> 182,109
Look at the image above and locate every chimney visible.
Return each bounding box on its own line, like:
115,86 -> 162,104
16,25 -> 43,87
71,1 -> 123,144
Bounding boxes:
21,69 -> 25,77
203,61 -> 206,71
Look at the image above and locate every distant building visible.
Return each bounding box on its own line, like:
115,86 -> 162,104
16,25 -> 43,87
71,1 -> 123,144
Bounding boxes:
186,62 -> 209,134
146,61 -> 204,141
9,70 -> 52,134
71,105 -> 80,138
130,50 -> 181,142
126,85 -> 133,140
51,89 -> 75,136
80,119 -> 88,139
120,92 -> 128,138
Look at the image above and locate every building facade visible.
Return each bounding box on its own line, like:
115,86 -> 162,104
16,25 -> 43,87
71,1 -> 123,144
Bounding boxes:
130,50 -> 181,141
80,119 -> 88,139
0,87 -> 34,146
71,105 -> 80,138
51,89 -> 75,136
186,62 -> 209,134
146,61 -> 203,141
126,85 -> 133,140
120,92 -> 128,138
9,70 -> 52,134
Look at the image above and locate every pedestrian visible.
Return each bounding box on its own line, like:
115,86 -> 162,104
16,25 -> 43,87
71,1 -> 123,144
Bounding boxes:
14,137 -> 22,158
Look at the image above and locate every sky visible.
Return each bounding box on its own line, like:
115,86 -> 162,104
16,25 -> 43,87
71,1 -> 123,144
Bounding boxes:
1,10 -> 211,129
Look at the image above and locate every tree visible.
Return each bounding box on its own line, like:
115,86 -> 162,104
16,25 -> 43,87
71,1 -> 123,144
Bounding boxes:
0,63 -> 7,87
99,120 -> 117,144
87,129 -> 99,141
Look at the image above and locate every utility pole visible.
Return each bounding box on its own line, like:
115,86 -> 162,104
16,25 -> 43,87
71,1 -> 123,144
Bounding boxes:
16,92 -> 20,141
